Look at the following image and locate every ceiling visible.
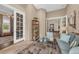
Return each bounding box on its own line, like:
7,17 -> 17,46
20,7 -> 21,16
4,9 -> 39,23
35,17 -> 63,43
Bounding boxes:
34,4 -> 67,12
0,4 -> 67,14
0,5 -> 13,15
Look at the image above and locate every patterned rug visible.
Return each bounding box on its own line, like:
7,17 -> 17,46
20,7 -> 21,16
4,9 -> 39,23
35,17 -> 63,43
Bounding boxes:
18,41 -> 60,54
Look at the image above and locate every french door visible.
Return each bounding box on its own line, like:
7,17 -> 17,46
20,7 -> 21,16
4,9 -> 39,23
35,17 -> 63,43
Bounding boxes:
14,10 -> 25,43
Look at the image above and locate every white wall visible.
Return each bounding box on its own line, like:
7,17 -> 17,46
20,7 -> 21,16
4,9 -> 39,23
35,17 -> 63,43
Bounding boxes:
10,4 -> 47,40
37,9 -> 46,38
8,4 -> 49,40
25,4 -> 37,40
66,4 -> 79,33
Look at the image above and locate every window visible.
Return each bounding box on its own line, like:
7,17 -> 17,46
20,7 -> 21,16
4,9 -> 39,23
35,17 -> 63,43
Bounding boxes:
2,16 -> 10,33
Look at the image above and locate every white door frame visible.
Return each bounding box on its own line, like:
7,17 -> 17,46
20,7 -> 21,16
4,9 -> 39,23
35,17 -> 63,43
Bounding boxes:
46,16 -> 68,34
14,10 -> 25,43
1,4 -> 25,43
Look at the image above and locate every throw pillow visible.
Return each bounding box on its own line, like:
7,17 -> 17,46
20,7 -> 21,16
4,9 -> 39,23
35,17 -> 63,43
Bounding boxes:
70,40 -> 78,48
70,37 -> 79,48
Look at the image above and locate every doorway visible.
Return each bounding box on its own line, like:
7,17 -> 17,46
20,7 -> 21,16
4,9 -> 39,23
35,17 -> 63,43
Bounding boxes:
0,5 -> 14,50
0,4 -> 25,50
46,16 -> 68,39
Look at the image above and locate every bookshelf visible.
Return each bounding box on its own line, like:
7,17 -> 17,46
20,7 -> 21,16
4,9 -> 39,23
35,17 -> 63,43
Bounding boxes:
32,17 -> 39,41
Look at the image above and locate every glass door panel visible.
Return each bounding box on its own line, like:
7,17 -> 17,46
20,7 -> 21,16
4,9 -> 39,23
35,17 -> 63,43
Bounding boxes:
14,10 -> 25,43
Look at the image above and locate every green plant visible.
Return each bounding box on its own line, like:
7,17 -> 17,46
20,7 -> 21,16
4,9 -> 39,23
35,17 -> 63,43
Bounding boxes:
2,23 -> 9,30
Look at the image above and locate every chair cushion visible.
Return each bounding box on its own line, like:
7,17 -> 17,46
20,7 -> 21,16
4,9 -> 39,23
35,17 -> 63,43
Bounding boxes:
75,35 -> 79,43
69,35 -> 79,47
70,39 -> 78,48
60,34 -> 70,43
39,36 -> 49,43
69,47 -> 79,54
57,40 -> 70,54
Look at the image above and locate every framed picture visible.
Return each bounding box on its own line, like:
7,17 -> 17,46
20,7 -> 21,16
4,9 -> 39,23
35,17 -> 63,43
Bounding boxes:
68,11 -> 76,28
49,24 -> 54,32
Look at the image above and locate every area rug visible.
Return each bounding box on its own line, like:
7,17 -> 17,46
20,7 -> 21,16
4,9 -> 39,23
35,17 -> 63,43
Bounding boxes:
18,41 -> 60,54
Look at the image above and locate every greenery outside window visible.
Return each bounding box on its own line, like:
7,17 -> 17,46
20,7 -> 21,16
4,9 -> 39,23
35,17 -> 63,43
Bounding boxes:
2,16 -> 10,33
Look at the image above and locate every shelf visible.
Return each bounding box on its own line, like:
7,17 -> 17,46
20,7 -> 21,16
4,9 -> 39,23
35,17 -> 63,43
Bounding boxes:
32,20 -> 39,41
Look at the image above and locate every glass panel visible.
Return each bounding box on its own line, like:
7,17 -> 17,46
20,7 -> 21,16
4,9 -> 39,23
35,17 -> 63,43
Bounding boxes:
16,13 -> 23,40
2,16 -> 10,33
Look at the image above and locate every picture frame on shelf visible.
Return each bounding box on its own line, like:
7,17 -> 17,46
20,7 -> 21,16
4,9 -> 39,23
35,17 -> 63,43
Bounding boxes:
49,24 -> 54,32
